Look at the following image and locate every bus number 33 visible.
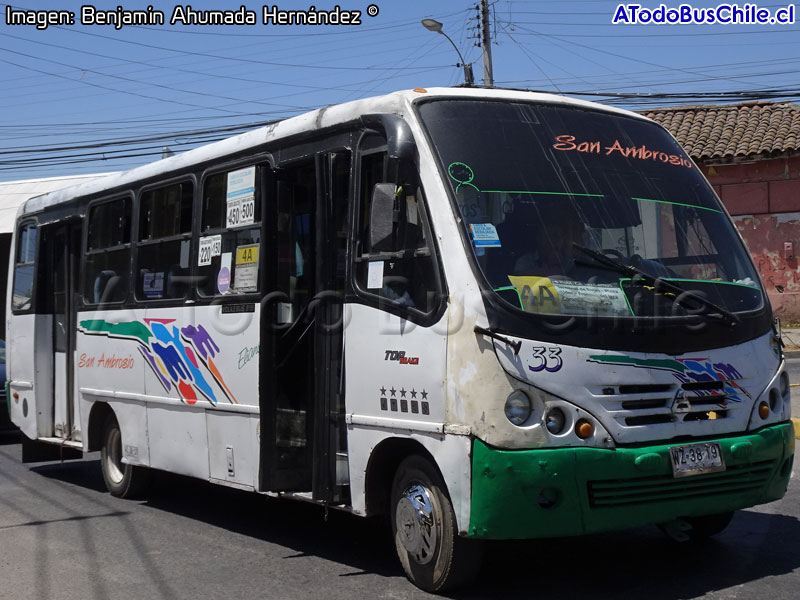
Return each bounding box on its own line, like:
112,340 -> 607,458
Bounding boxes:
528,347 -> 562,373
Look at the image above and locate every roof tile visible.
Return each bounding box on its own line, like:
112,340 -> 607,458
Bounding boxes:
640,101 -> 800,161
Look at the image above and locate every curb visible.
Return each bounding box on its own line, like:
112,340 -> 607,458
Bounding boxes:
784,350 -> 800,359
794,418 -> 800,440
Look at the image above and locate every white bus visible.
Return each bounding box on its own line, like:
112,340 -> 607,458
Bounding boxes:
7,88 -> 794,593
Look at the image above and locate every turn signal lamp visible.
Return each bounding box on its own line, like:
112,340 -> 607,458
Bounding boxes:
758,401 -> 770,420
413,88 -> 428,93
575,418 -> 594,439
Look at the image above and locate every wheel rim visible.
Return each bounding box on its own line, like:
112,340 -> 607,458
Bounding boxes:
395,482 -> 438,565
104,427 -> 124,485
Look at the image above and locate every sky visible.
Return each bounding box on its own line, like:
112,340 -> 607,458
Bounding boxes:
0,0 -> 798,181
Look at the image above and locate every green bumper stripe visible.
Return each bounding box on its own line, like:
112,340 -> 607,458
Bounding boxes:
469,423 -> 795,539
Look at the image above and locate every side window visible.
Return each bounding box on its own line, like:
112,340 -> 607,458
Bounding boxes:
197,166 -> 262,296
354,139 -> 441,314
84,197 -> 131,305
12,222 -> 37,311
276,162 -> 316,319
136,181 -> 193,300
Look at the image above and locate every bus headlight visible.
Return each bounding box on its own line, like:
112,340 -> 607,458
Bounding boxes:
545,408 -> 567,434
505,390 -> 532,426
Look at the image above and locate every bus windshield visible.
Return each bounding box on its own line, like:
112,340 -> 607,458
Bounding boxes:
418,99 -> 764,318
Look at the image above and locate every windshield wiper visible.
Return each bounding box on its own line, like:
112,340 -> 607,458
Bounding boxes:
474,325 -> 522,355
572,244 -> 739,325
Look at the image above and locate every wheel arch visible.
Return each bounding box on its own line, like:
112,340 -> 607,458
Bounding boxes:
364,437 -> 441,517
86,400 -> 115,452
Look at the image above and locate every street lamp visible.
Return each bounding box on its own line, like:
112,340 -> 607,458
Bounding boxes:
421,18 -> 475,87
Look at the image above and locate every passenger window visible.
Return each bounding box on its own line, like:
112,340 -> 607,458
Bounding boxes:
12,222 -> 37,311
84,198 -> 131,305
355,143 -> 440,314
276,162 -> 316,319
197,166 -> 262,297
136,182 -> 193,300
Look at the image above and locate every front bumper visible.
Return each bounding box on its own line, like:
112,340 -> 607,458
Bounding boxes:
468,423 -> 794,539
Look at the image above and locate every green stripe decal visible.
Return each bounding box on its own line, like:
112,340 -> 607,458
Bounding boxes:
79,319 -> 152,345
481,190 -> 605,197
587,354 -> 689,373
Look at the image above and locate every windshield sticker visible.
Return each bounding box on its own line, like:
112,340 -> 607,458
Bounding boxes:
553,135 -> 693,169
198,234 -> 222,266
470,223 -> 501,248
508,275 -> 630,317
234,244 -> 258,292
226,166 -> 256,228
367,261 -> 384,289
217,267 -> 231,294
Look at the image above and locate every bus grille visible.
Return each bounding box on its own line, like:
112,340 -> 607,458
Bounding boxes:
587,460 -> 775,508
594,381 -> 745,429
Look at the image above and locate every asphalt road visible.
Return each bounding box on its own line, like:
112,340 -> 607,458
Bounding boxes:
0,427 -> 798,600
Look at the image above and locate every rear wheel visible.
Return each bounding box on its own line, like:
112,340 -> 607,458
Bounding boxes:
390,455 -> 483,593
100,414 -> 150,498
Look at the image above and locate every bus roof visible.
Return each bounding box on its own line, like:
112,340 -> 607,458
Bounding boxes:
20,87 -> 648,218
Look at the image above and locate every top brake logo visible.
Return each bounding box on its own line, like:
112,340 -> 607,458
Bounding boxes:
385,350 -> 419,365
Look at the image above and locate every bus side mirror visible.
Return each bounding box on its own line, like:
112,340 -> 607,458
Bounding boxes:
361,114 -> 415,161
370,183 -> 401,251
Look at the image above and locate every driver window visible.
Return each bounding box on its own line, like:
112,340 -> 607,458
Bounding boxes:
355,139 -> 440,314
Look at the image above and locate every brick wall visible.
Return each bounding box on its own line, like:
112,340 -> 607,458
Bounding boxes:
702,155 -> 800,319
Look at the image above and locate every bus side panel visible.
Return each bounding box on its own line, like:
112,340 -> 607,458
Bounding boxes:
344,304 -> 447,423
140,305 -> 260,482
8,313 -> 54,440
207,412 -> 259,488
148,404 -> 209,478
346,428 -> 473,533
343,304 -> 475,528
88,399 -> 150,466
75,309 -> 146,405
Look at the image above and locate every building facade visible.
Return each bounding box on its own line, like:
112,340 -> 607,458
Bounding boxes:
645,101 -> 800,320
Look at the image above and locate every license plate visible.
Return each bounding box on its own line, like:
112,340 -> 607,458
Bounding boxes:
669,441 -> 725,478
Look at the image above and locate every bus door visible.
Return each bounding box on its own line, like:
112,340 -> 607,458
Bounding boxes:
40,219 -> 82,440
260,150 -> 350,504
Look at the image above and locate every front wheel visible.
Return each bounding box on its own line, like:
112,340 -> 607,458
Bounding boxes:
390,455 -> 483,593
100,414 -> 150,498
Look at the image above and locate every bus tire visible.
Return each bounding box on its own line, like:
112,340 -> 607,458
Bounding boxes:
686,511 -> 735,539
100,414 -> 150,499
390,455 -> 483,593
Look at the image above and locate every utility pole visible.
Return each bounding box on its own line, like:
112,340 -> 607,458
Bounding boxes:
480,0 -> 494,87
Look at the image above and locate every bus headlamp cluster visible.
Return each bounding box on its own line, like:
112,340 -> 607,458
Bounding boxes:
504,390 -> 532,426
750,365 -> 791,427
503,390 -> 611,447
544,407 -> 566,434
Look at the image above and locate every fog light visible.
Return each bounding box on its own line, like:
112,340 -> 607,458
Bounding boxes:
575,418 -> 594,439
758,401 -> 770,419
505,390 -> 532,426
538,487 -> 560,509
545,408 -> 567,434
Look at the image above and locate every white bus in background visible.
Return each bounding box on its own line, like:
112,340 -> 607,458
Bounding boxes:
7,88 -> 794,593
